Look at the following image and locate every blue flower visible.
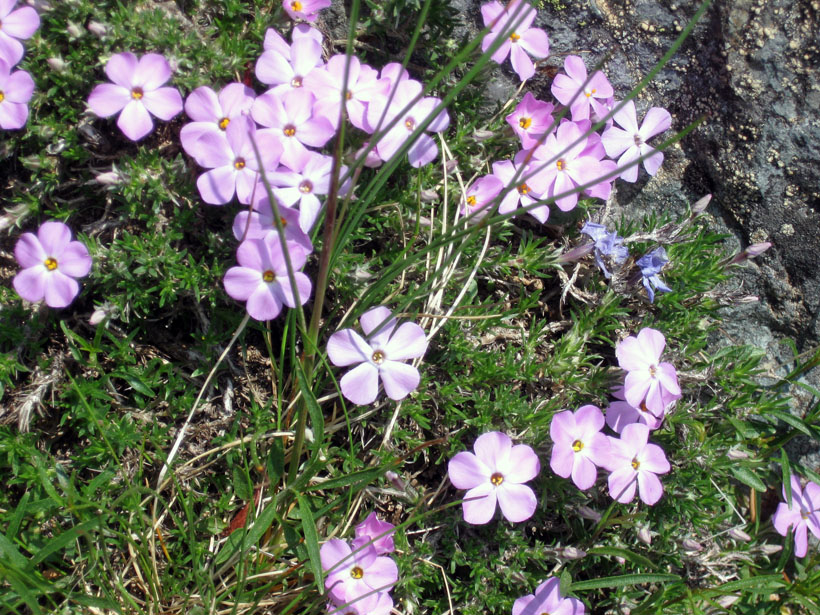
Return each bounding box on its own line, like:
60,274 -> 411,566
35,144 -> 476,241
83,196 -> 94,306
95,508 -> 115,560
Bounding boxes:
581,222 -> 629,279
636,247 -> 672,302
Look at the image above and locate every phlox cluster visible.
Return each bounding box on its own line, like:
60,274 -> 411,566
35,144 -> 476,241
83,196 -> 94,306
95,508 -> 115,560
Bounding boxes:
321,512 -> 398,615
465,6 -> 671,226
0,0 -> 39,130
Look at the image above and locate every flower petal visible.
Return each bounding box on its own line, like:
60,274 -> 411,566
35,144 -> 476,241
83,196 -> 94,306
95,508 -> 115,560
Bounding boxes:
88,83 -> 131,117
637,470 -> 664,505
104,52 -> 138,89
462,482 -> 497,525
246,282 -> 284,321
58,242 -> 92,278
379,360 -> 420,400
327,329 -> 372,367
134,53 -> 172,90
117,100 -> 154,141
504,444 -> 540,483
339,362 -> 379,405
14,232 -> 45,267
496,482 -> 537,522
383,322 -> 427,361
608,467 -> 637,503
571,455 -> 598,491
38,221 -> 72,256
13,266 -> 46,303
473,431 -> 512,471
141,87 -> 183,121
44,270 -> 80,308
448,451 -> 491,489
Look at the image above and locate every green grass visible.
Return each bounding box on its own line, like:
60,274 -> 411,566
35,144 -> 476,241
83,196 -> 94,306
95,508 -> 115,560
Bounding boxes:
0,1 -> 818,614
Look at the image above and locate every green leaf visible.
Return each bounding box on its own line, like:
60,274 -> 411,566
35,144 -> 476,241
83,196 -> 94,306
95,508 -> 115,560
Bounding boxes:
0,533 -> 29,569
304,466 -> 386,492
6,491 -> 30,540
781,448 -> 792,508
570,573 -> 680,592
699,574 -> 785,596
767,410 -> 813,437
587,546 -> 655,570
298,495 -> 324,592
730,466 -> 767,492
28,519 -> 100,568
214,495 -> 279,566
294,359 -> 324,459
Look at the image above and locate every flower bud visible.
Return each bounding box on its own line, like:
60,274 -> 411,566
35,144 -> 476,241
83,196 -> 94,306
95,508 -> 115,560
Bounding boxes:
759,544 -> 783,555
419,189 -> 439,202
559,546 -> 586,560
737,295 -> 760,303
557,242 -> 594,263
66,22 -> 82,38
444,159 -> 458,173
385,471 -> 405,491
691,193 -> 712,214
87,21 -> 106,37
727,448 -> 750,460
472,129 -> 494,141
717,595 -> 740,608
95,170 -> 122,185
682,538 -> 703,552
746,242 -> 772,257
576,506 -> 602,522
47,57 -> 66,72
637,526 -> 652,545
728,527 -> 751,542
355,142 -> 382,168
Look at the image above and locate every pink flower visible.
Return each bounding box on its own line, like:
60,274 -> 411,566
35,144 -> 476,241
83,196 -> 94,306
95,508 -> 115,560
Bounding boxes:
549,405 -> 610,491
192,115 -> 283,205
512,577 -> 585,615
605,387 -> 663,434
13,221 -> 92,308
327,306 -> 427,405
365,78 -> 449,168
448,431 -> 540,525
354,512 -> 395,555
490,159 -> 549,223
0,57 -> 34,129
604,423 -> 670,505
601,100 -> 671,182
232,197 -> 313,254
524,120 -> 606,212
268,148 -> 337,232
615,327 -> 681,415
320,537 -> 398,605
328,591 -> 393,615
550,55 -> 614,122
255,25 -> 324,94
459,174 -> 503,219
282,0 -> 331,22
481,0 -> 549,81
252,88 -> 335,165
0,0 -> 40,66
180,83 -> 255,156
772,475 -> 820,558
223,233 -> 311,321
88,52 -> 183,141
506,91 -> 555,149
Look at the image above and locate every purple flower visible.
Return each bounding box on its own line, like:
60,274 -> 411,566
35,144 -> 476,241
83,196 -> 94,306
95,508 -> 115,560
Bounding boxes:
601,100 -> 671,182
490,159 -> 549,223
180,83 -> 255,157
13,221 -> 92,308
481,0 -> 549,81
615,327 -> 681,415
636,246 -> 672,302
223,233 -> 311,321
506,92 -> 555,149
354,512 -> 395,555
0,0 -> 40,66
282,0 -> 331,22
269,148 -> 336,233
549,405 -> 610,490
772,475 -> 820,558
365,78 -> 449,168
460,174 -> 504,219
252,88 -> 335,165
327,306 -> 427,406
550,55 -> 614,122
512,577 -> 585,615
304,54 -> 388,131
525,120 -> 606,212
192,115 -> 283,205
580,222 -> 628,279
88,52 -> 183,142
0,57 -> 33,129
604,423 -> 670,505
255,25 -> 324,94
448,431 -> 540,525
321,537 -> 398,605
232,197 -> 313,254
605,386 -> 663,434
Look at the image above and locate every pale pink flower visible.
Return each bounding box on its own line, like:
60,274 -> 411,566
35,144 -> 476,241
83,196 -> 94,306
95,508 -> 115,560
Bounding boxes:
550,55 -> 614,122
0,57 -> 34,129
448,431 -> 540,525
282,0 -> 331,22
512,577 -> 585,615
604,423 -> 670,505
180,83 -> 255,156
255,25 -> 324,94
480,0 -> 549,81
354,512 -> 395,555
506,91 -> 555,149
460,174 -> 503,219
490,159 -> 549,223
549,405 -> 610,490
601,100 -> 671,182
772,475 -> 820,558
0,0 -> 40,66
321,537 -> 397,605
615,327 -> 681,414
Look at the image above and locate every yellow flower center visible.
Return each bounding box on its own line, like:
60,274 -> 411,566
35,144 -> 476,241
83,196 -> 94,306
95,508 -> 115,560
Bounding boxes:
218,117 -> 230,130
262,270 -> 275,283
405,117 -> 415,131
291,76 -> 303,88
490,472 -> 504,486
518,116 -> 532,129
801,511 -> 809,520
131,87 -> 143,100
44,257 -> 58,271
0,91 -> 5,103
350,566 -> 363,579
584,88 -> 597,98
517,183 -> 530,195
291,0 -> 303,11
572,439 -> 584,452
234,158 -> 246,170
283,125 -> 296,137
631,457 -> 640,470
634,134 -> 644,146
345,90 -> 353,100
649,365 -> 657,377
371,350 -> 385,364
510,32 -> 520,42
299,180 -> 313,194
466,195 -> 477,206
556,159 -> 565,171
